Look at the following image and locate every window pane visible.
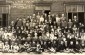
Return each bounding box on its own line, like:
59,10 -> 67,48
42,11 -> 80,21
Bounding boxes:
2,6 -> 9,13
66,5 -> 71,12
71,5 -> 77,12
77,5 -> 84,12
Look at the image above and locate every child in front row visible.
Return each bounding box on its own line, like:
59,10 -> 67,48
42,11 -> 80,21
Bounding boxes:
12,43 -> 19,53
0,41 -> 4,52
3,42 -> 10,53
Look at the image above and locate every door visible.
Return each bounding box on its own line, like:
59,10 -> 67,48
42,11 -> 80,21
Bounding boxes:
44,10 -> 50,15
2,13 -> 8,27
78,12 -> 84,24
34,10 -> 43,15
35,5 -> 51,15
68,13 -> 72,20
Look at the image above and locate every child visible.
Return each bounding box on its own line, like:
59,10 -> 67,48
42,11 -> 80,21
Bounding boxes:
50,32 -> 55,41
10,42 -> 14,53
31,41 -> 36,52
68,19 -> 73,29
23,42 -> 30,52
81,43 -> 85,52
3,42 -> 10,53
74,41 -> 81,53
68,41 -> 75,53
12,43 -> 19,53
0,41 -> 4,52
52,39 -> 58,52
58,41 -> 65,52
36,42 -> 42,53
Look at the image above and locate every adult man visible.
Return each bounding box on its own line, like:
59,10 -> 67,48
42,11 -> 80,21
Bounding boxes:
36,12 -> 41,22
56,14 -> 61,23
40,15 -> 44,23
16,18 -> 23,27
61,14 -> 66,22
73,16 -> 78,26
68,19 -> 73,29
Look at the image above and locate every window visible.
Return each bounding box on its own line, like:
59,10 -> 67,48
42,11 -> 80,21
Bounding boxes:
77,5 -> 84,12
71,5 -> 77,12
66,5 -> 71,12
66,4 -> 85,24
66,5 -> 84,12
0,5 -> 9,27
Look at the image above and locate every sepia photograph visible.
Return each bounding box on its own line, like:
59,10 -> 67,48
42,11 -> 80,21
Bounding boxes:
0,0 -> 85,55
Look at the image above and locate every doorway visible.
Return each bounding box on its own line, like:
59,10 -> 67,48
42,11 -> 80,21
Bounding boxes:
35,5 -> 51,15
68,13 -> 72,20
2,13 -> 8,27
78,12 -> 84,24
44,10 -> 50,15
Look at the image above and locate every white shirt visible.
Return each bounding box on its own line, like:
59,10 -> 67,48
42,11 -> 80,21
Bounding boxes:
56,17 -> 60,22
0,42 -> 4,49
50,33 -> 54,40
0,31 -> 4,36
40,17 -> 44,22
13,45 -> 19,50
46,33 -> 49,37
3,45 -> 10,50
3,32 -> 14,40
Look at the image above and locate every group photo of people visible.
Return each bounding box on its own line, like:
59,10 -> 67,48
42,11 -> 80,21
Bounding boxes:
0,12 -> 85,54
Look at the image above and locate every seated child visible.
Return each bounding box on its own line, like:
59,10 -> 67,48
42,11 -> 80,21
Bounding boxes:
23,42 -> 31,52
68,41 -> 75,53
36,42 -> 42,53
12,43 -> 19,53
0,41 -> 4,52
74,41 -> 81,53
30,41 -> 36,52
58,41 -> 65,52
3,42 -> 10,53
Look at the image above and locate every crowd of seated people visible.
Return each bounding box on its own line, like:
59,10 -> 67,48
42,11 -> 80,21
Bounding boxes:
0,12 -> 85,53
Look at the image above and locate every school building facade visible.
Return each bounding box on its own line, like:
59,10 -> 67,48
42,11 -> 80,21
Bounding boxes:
0,0 -> 85,27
